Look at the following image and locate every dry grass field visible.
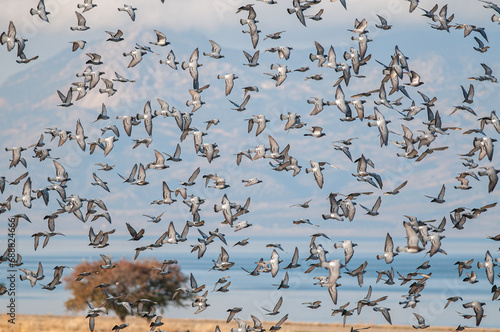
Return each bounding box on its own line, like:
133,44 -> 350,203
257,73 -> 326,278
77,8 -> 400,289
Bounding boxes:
2,315 -> 500,332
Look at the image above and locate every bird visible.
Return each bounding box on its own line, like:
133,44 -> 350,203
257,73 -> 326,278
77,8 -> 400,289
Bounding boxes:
287,0 -> 306,27
125,223 -> 144,241
359,196 -> 382,216
396,222 -> 425,253
56,89 -> 73,107
30,0 -> 50,22
164,144 -> 182,162
229,95 -> 251,112
473,36 -> 489,52
344,261 -> 368,287
290,199 -> 312,208
412,313 -> 430,329
118,4 -> 137,21
91,173 -> 110,192
150,181 -> 176,205
210,246 -> 233,271
265,46 -> 293,60
77,0 -> 97,13
150,30 -> 169,46
444,296 -> 463,309
263,296 -> 283,315
243,50 -> 259,67
305,161 -> 326,189
70,11 -> 89,31
112,72 -> 134,84
241,178 -> 262,186
424,184 -> 446,203
462,301 -> 486,326
367,107 -> 390,146
123,48 -> 146,68
304,126 -> 325,138
181,48 -> 202,89
455,259 -> 474,277
106,29 -> 124,42
322,193 -> 344,221
478,166 -> 499,193
264,30 -> 285,40
1,21 -> 16,52
217,73 -> 238,96
302,301 -> 321,309
461,84 -> 475,104
179,167 -> 201,186
19,261 -> 44,287
334,240 -> 357,264
373,307 -> 392,325
383,180 -> 408,195
99,254 -> 116,269
270,314 -> 288,331
375,15 -> 392,30
477,250 -> 496,284
376,233 -> 398,264
203,40 -> 224,59
98,78 -> 116,97
160,50 -> 178,69
118,164 -> 138,183
32,231 -> 64,250
247,114 -> 269,136
268,63 -> 290,86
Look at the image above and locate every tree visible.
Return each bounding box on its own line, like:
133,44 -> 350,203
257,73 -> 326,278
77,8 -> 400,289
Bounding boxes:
64,257 -> 191,320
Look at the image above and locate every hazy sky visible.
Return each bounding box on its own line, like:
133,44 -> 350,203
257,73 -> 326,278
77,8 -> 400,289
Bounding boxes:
0,0 -> 499,329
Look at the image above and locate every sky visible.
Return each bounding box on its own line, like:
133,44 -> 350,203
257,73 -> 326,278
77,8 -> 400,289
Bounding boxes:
0,0 -> 500,330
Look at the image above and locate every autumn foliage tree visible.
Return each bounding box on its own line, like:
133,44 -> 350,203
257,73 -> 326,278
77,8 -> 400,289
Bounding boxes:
64,257 -> 191,320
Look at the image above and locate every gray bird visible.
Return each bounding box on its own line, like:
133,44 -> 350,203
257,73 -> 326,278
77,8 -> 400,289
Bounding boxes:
462,301 -> 486,326
243,50 -> 259,67
106,29 -> 124,42
375,14 -> 391,29
30,0 -> 50,22
262,296 -> 283,315
425,184 -> 446,203
334,240 -> 357,264
305,161 -> 325,189
150,29 -> 169,46
77,0 -> 97,13
217,73 -> 238,96
444,296 -> 463,309
359,196 -> 382,216
412,313 -> 429,329
477,250 -> 496,284
376,233 -> 398,264
123,48 -> 146,68
367,107 -> 390,146
99,254 -> 116,269
91,173 -> 110,192
373,306 -> 392,325
322,193 -> 344,221
396,222 -> 425,253
70,11 -> 89,31
478,166 -> 499,193
181,48 -> 201,89
160,50 -> 178,69
118,4 -> 137,21
287,0 -> 306,27
203,40 -> 224,59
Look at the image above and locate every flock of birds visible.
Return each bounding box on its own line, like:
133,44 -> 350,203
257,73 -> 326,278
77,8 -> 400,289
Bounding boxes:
1,0 -> 500,331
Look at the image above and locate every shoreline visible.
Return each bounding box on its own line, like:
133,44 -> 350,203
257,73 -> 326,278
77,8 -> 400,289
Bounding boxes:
2,315 -> 499,332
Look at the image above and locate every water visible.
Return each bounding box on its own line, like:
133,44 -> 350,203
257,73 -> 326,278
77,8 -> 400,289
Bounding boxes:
2,235 -> 499,328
